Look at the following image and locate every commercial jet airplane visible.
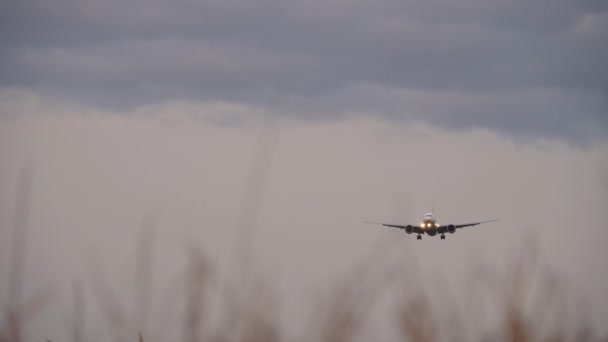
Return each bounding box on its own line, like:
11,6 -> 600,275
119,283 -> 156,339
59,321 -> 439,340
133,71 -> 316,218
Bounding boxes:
366,212 -> 497,240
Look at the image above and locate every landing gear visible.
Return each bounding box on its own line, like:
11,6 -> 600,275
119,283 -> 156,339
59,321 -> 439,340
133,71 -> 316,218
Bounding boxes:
417,234 -> 422,240
440,234 -> 445,240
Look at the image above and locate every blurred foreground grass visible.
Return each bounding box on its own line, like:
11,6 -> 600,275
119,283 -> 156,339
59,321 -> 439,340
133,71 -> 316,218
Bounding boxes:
2,168 -> 607,342
3,226 -> 607,342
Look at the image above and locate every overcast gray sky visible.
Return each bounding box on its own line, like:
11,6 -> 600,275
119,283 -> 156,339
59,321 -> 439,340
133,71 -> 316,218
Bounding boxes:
1,0 -> 607,140
1,0 -> 608,341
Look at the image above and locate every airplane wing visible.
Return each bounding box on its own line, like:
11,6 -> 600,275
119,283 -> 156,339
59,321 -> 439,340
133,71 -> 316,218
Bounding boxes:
437,220 -> 498,233
364,221 -> 424,234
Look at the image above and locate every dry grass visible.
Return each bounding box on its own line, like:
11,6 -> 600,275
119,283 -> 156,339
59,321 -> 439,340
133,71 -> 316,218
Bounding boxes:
1,166 -> 55,342
1,168 -> 607,342
3,234 -> 608,342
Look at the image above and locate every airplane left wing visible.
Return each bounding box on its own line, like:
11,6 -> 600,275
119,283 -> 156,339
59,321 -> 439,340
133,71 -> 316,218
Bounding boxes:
364,221 -> 424,234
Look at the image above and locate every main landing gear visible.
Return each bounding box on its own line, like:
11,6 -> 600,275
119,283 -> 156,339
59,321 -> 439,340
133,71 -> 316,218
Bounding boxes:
417,234 -> 422,240
440,234 -> 446,240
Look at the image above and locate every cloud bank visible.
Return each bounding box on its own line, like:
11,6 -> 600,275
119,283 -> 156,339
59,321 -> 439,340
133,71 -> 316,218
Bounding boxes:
1,102 -> 608,340
1,0 -> 607,140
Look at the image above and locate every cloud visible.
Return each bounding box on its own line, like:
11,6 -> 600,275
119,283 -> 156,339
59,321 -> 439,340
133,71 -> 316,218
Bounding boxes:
0,0 -> 607,141
2,105 -> 608,339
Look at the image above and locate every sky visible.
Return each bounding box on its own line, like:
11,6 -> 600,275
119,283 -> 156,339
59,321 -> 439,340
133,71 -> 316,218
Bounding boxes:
2,0 -> 608,140
1,0 -> 608,341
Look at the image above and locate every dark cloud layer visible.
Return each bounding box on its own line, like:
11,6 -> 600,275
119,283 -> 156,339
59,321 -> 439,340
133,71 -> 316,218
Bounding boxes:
1,0 -> 607,140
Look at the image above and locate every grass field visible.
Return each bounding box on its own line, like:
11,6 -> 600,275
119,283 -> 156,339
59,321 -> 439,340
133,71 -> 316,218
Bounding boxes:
2,169 -> 607,342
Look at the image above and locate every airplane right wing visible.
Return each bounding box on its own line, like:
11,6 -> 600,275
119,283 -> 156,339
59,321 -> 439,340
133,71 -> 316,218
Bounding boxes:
452,220 -> 498,229
437,220 -> 498,233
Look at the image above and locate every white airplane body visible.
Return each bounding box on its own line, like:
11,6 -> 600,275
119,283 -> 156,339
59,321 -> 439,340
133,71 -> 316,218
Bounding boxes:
366,212 -> 497,240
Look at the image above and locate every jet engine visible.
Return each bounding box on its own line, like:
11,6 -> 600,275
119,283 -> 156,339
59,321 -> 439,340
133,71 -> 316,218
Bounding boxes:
405,225 -> 414,234
447,224 -> 456,234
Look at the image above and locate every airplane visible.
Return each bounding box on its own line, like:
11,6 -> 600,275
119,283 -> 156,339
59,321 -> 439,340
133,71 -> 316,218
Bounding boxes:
365,212 -> 497,240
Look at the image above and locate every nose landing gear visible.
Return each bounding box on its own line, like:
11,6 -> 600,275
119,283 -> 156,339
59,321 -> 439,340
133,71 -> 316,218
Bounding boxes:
417,234 -> 422,240
440,234 -> 445,240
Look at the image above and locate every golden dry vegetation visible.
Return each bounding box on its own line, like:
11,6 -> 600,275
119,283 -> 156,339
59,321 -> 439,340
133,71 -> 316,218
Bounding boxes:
2,168 -> 607,342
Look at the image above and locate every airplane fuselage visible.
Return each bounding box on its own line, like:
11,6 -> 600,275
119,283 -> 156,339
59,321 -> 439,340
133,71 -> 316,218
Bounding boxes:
421,213 -> 438,235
